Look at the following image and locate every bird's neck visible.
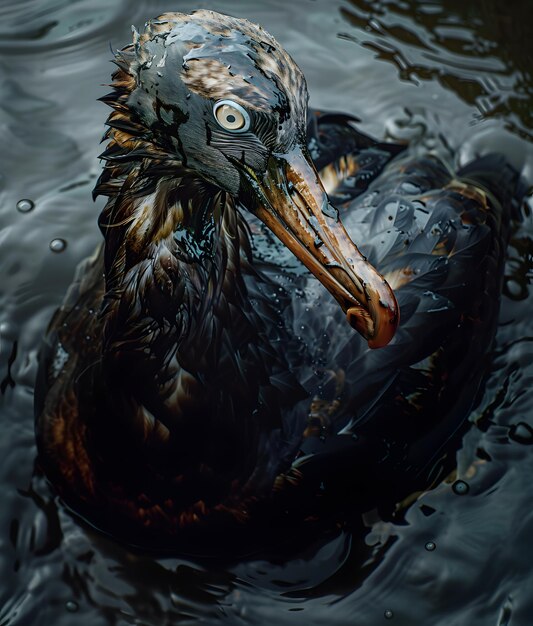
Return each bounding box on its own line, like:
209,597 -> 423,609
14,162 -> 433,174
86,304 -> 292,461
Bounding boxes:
96,163 -> 252,380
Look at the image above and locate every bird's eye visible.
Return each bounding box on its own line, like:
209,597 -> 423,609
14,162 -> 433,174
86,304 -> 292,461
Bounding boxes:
213,100 -> 250,133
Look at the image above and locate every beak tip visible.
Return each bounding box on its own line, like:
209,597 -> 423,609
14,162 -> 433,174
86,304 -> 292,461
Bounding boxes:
367,324 -> 396,350
347,298 -> 400,349
371,308 -> 400,348
371,299 -> 400,348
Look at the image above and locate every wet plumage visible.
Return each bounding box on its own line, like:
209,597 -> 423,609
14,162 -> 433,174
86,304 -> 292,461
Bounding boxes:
35,10 -> 524,550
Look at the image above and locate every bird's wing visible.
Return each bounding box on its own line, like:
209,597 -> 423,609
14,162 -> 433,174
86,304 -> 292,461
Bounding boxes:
280,150 -> 521,501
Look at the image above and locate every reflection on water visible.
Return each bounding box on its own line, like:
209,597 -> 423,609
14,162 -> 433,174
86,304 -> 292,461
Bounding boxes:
0,1 -> 532,624
342,0 -> 533,140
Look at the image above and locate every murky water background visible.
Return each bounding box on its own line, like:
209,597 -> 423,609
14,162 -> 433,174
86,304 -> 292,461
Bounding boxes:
1,0 -> 533,624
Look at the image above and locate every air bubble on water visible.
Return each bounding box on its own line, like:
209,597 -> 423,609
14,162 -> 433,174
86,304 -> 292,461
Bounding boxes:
506,279 -> 523,298
49,238 -> 67,253
16,199 -> 34,213
509,422 -> 533,445
65,601 -> 78,612
452,480 -> 470,495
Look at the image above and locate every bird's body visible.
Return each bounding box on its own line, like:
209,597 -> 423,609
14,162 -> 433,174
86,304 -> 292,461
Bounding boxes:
35,11 -> 524,550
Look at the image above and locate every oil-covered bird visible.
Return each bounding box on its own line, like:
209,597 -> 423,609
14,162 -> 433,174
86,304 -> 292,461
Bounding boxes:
35,10 -> 524,551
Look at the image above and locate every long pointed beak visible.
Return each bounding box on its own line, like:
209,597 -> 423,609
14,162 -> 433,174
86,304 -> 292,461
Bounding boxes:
240,146 -> 399,348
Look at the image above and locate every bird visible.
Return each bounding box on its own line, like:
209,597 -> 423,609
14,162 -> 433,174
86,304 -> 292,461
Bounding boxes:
34,10 -> 524,551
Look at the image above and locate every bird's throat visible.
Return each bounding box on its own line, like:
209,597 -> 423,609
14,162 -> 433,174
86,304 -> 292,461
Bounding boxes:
97,171 -> 251,383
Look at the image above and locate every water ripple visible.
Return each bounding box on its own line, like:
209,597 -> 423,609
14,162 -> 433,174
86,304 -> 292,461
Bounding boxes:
0,1 -> 532,625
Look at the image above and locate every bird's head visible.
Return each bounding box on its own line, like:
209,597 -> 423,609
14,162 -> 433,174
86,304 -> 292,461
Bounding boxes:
98,10 -> 398,348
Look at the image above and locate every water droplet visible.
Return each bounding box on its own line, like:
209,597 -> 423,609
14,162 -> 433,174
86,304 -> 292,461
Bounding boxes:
49,238 -> 67,253
384,609 -> 394,619
506,279 -> 523,298
0,321 -> 15,337
16,199 -> 34,213
452,480 -> 470,495
400,181 -> 420,194
509,422 -> 533,445
425,541 -> 436,551
65,601 -> 78,612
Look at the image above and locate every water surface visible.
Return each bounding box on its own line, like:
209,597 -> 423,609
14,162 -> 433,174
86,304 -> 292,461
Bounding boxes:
1,1 -> 532,624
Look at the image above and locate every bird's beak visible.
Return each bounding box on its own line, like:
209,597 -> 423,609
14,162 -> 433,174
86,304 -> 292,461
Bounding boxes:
240,146 -> 399,348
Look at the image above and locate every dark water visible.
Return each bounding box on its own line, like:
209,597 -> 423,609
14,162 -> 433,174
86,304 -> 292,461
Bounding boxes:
1,0 -> 533,624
